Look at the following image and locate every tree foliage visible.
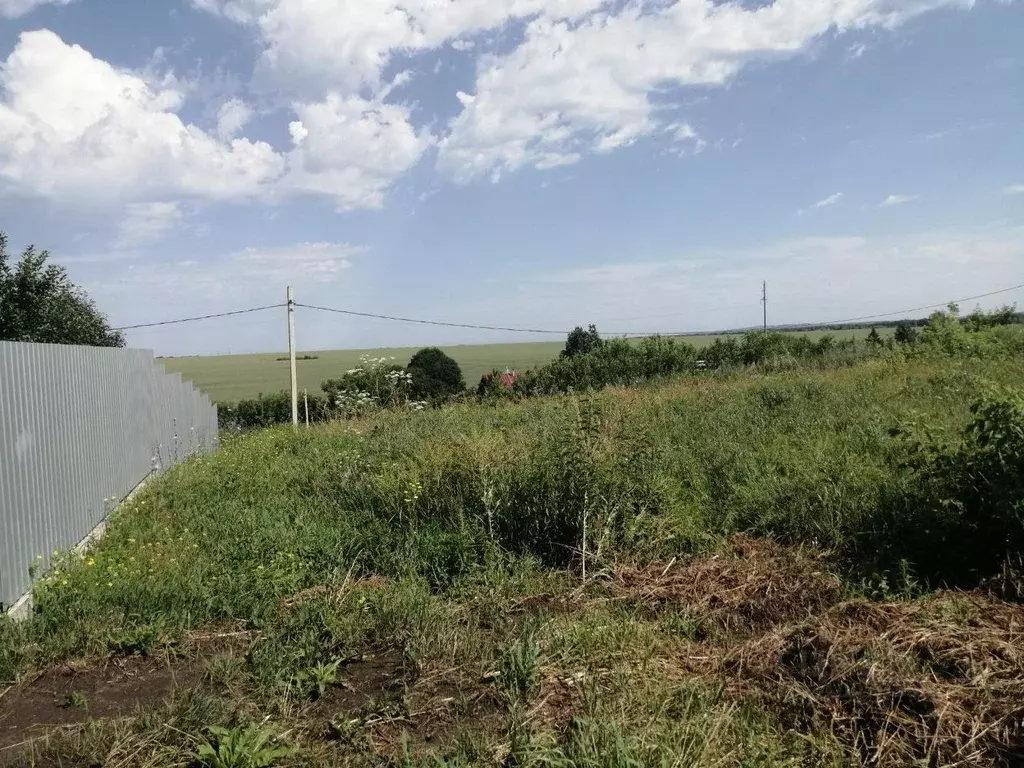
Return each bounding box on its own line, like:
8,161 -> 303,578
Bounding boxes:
561,324 -> 603,358
0,232 -> 125,347
407,347 -> 465,401
894,323 -> 919,345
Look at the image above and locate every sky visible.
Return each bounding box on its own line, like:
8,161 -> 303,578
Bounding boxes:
0,0 -> 1021,356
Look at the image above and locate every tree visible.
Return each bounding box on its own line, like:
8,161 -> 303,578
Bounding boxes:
407,347 -> 465,402
0,232 -> 125,347
866,327 -> 883,347
562,324 -> 602,358
893,323 -> 918,345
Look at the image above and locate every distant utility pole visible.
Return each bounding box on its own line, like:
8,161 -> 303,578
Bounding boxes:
761,281 -> 767,334
287,286 -> 298,428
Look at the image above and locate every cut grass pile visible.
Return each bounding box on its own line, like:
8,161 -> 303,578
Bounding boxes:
162,329 -> 882,403
1,353 -> 1022,767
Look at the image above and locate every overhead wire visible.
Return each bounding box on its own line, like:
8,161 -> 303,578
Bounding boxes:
112,282 -> 1024,338
293,302 -> 568,335
114,303 -> 285,331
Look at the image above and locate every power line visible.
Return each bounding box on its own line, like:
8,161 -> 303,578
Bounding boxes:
815,283 -> 1024,326
113,281 -> 1024,337
295,302 -> 568,335
114,303 -> 285,331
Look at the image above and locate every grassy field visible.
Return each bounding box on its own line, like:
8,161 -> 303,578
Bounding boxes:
162,328 -> 883,402
2,350 -> 1022,767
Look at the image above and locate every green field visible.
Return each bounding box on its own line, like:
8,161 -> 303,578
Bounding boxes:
163,328 -> 882,402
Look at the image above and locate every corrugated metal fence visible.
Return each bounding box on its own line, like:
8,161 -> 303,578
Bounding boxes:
0,341 -> 218,612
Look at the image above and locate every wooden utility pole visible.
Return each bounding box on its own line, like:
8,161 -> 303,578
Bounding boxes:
287,286 -> 298,428
762,281 -> 767,333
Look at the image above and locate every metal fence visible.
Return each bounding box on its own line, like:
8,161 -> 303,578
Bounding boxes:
0,341 -> 218,612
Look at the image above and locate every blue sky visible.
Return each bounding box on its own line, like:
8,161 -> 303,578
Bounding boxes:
0,0 -> 1021,355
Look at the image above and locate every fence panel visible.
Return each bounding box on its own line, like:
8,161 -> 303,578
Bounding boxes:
0,341 -> 218,612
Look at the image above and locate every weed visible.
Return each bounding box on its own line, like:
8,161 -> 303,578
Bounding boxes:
195,724 -> 292,768
61,690 -> 88,709
498,630 -> 541,700
292,658 -> 341,700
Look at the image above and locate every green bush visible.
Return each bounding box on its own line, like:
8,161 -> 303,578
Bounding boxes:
876,387 -> 1024,594
407,347 -> 465,402
321,355 -> 412,410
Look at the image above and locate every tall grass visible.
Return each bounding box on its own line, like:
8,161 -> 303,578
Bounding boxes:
4,353 -> 1022,677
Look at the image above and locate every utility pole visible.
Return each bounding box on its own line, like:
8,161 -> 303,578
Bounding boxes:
287,286 -> 298,428
761,281 -> 767,334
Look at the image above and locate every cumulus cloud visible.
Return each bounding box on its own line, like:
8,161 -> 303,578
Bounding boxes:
0,0 -> 71,18
437,0 -> 976,181
0,31 -> 284,205
184,0 -> 987,185
192,0 -> 607,97
0,30 -> 429,220
284,93 -> 432,209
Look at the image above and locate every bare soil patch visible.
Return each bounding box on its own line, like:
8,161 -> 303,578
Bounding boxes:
307,651 -> 504,759
0,654 -> 197,756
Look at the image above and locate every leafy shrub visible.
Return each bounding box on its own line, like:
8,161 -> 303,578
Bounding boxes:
218,391 -> 334,431
407,347 -> 464,402
322,355 -> 412,410
891,388 -> 1024,593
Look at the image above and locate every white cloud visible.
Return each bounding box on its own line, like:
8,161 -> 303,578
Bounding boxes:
115,202 -> 184,249
437,0 -> 977,181
1004,184 -> 1024,195
880,193 -> 919,206
0,30 -> 284,206
0,30 -> 427,221
216,98 -> 254,140
798,192 -> 843,214
0,0 -> 71,18
185,0 -> 986,185
193,0 -> 607,98
284,93 -> 432,209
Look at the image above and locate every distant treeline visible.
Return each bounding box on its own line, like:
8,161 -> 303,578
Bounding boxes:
218,304 -> 1022,431
679,307 -> 1024,338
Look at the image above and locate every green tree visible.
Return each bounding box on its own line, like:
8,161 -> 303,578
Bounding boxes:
0,232 -> 124,347
562,324 -> 603,358
893,323 -> 918,345
407,347 -> 465,402
866,327 -> 883,347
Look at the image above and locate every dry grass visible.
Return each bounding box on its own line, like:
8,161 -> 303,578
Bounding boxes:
725,593 -> 1024,767
611,535 -> 844,635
